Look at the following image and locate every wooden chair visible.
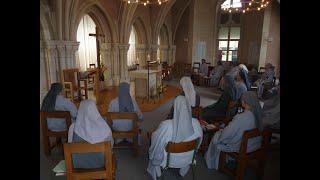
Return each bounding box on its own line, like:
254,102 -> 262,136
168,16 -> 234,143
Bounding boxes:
88,64 -> 96,85
219,129 -> 272,180
40,111 -> 72,156
64,142 -> 116,180
192,67 -> 201,86
192,106 -> 202,120
258,67 -> 266,74
184,63 -> 192,76
105,112 -> 139,156
63,68 -> 88,101
161,138 -> 201,180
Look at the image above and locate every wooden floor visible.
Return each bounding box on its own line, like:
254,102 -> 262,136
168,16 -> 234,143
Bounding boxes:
93,83 -> 182,114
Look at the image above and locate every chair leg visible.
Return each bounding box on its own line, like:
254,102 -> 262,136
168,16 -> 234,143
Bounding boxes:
257,155 -> 266,179
218,152 -> 227,171
133,135 -> 139,157
235,159 -> 246,180
43,135 -> 50,156
192,164 -> 196,180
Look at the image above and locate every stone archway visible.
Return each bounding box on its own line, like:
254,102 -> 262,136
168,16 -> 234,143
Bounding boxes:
132,17 -> 150,67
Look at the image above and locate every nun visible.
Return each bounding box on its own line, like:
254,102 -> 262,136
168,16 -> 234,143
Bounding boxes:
147,96 -> 203,180
201,75 -> 238,123
205,91 -> 263,169
210,60 -> 225,87
67,99 -> 113,169
255,63 -> 276,98
167,76 -> 200,119
108,82 -> 143,143
41,83 -> 77,132
235,69 -> 250,100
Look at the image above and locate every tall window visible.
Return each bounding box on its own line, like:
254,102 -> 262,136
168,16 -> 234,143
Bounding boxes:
127,27 -> 137,66
76,15 -> 97,71
217,9 -> 241,62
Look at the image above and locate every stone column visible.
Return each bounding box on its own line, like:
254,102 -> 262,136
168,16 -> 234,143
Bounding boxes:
136,44 -> 146,67
65,41 -> 79,69
46,40 -> 60,82
169,45 -> 176,65
101,43 -> 113,86
118,44 -> 130,81
151,44 -> 158,62
111,43 -> 120,86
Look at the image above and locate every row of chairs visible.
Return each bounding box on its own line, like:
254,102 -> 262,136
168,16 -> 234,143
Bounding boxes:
40,111 -> 139,157
191,102 -> 273,180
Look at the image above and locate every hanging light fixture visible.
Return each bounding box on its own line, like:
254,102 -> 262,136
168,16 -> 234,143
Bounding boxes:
123,0 -> 169,6
221,0 -> 272,14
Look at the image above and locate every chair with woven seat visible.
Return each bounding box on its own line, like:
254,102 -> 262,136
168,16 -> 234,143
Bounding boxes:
63,68 -> 88,101
105,112 -> 139,156
63,141 -> 116,180
218,128 -> 272,180
160,138 -> 201,180
40,111 -> 72,156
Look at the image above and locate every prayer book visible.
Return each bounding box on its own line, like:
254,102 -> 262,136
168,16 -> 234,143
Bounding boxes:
53,160 -> 66,176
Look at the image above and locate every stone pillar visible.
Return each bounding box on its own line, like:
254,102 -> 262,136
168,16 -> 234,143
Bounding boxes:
169,45 -> 176,65
258,5 -> 272,69
118,44 -> 130,81
111,43 -> 120,86
136,44 -> 146,67
101,43 -> 113,86
151,44 -> 158,62
46,40 -> 60,82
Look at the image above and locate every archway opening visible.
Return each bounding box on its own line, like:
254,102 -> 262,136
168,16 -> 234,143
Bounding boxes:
127,26 -> 138,67
76,14 -> 97,71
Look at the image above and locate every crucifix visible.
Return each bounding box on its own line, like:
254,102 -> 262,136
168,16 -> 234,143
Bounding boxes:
89,26 -> 105,81
89,27 -> 106,100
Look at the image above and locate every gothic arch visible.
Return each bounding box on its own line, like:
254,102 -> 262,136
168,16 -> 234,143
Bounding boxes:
70,2 -> 118,43
153,0 -> 177,44
159,24 -> 169,46
132,17 -> 150,45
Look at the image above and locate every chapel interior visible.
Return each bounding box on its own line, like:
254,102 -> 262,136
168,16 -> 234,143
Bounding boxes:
40,0 -> 280,179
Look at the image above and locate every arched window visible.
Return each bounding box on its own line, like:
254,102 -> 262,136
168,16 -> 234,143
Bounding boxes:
127,27 -> 137,66
76,14 -> 97,71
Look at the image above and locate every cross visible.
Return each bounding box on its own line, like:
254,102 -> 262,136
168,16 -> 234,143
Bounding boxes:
89,27 -> 105,81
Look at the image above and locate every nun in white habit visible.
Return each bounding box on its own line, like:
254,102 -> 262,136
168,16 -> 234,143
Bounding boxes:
205,91 -> 262,170
147,96 -> 203,180
68,100 -> 113,169
108,82 -> 143,143
41,83 -> 78,132
167,76 -> 200,119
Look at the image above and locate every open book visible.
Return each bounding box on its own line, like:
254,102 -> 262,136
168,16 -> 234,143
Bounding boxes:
53,160 -> 66,176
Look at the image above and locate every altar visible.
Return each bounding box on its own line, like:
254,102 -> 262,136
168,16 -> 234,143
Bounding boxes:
129,69 -> 162,99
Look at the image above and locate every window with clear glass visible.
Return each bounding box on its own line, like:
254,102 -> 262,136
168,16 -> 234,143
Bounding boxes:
217,13 -> 241,62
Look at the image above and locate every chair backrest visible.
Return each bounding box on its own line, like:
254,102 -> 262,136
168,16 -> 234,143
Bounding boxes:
40,111 -> 72,136
63,68 -> 79,89
89,63 -> 96,68
259,67 -> 266,73
105,112 -> 138,132
63,142 -> 113,180
193,62 -> 200,68
192,106 -> 202,120
239,128 -> 272,156
165,138 -> 200,168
